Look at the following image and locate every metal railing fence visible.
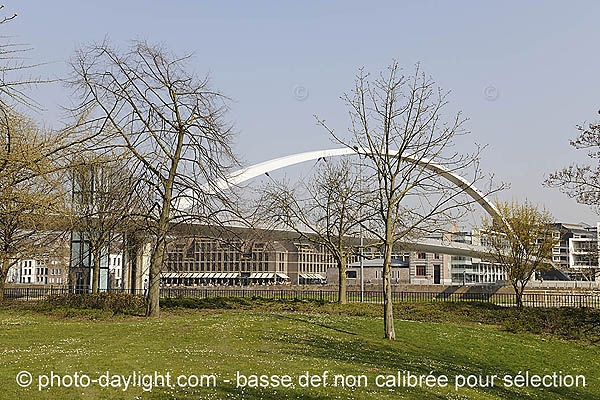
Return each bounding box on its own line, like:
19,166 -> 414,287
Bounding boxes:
3,286 -> 600,308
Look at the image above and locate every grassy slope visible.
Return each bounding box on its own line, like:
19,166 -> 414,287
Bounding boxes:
0,305 -> 599,399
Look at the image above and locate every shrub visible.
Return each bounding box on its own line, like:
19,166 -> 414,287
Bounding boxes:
502,307 -> 600,341
41,293 -> 146,314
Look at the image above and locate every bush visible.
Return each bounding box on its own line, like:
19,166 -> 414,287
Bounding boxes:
503,307 -> 600,341
40,293 -> 146,315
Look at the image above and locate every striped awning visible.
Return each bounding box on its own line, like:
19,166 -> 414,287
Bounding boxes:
300,273 -> 325,280
161,272 -> 240,279
276,273 -> 290,280
249,272 -> 275,279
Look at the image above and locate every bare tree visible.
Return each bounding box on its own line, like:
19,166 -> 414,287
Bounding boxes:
70,151 -> 142,293
545,122 -> 600,214
545,121 -> 600,281
260,157 -> 371,303
317,62 -> 500,339
481,200 -> 558,307
69,40 -> 238,316
0,5 -> 50,111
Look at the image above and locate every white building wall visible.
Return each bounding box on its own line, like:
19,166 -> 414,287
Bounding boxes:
18,259 -> 37,284
109,253 -> 123,288
6,261 -> 20,283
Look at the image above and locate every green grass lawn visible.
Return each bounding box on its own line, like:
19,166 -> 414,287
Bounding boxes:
0,303 -> 599,399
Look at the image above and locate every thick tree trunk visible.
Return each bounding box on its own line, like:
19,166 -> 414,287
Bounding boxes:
0,257 -> 8,303
0,267 -> 5,304
145,122 -> 183,318
146,225 -> 168,318
514,282 -> 524,308
383,240 -> 395,340
92,247 -> 101,294
338,257 -> 347,304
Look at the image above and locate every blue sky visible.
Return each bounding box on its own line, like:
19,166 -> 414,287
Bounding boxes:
7,1 -> 600,223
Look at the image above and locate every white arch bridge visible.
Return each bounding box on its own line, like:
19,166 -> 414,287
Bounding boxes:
199,147 -> 496,259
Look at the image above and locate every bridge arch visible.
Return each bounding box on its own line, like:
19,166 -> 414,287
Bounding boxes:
213,147 -> 502,222
198,148 -> 562,270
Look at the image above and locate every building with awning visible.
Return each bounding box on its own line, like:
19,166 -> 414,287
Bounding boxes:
248,272 -> 290,281
161,233 -> 323,287
161,271 -> 241,286
299,273 -> 326,284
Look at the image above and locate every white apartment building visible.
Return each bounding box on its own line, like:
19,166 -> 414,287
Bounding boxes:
6,258 -> 66,285
551,222 -> 599,280
109,253 -> 123,288
447,229 -> 507,285
565,223 -> 599,279
17,259 -> 37,284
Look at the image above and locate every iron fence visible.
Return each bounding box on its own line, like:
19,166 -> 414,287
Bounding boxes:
3,286 -> 600,308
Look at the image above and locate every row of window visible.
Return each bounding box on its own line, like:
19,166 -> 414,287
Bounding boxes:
18,267 -> 65,277
374,269 -> 412,279
166,260 -> 270,272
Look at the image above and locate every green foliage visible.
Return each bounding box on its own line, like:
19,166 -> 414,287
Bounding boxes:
504,308 -> 600,341
481,199 -> 558,307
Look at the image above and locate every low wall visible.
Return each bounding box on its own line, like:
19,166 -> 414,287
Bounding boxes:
323,284 -> 515,294
527,281 -> 600,289
325,283 -> 600,293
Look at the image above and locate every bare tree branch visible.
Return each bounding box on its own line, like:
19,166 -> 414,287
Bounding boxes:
68,40 -> 240,317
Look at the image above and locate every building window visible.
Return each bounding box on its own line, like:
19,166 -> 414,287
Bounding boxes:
417,252 -> 427,260
346,270 -> 357,279
416,265 -> 426,276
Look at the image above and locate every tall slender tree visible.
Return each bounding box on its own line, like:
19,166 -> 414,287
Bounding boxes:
260,157 -> 371,303
69,40 -> 238,316
317,62 -> 499,339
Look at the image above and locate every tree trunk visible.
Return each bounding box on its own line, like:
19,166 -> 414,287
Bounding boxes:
92,247 -> 101,294
514,282 -> 524,308
0,261 -> 5,303
338,257 -> 347,304
383,240 -> 395,340
146,225 -> 168,318
145,120 -> 183,318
